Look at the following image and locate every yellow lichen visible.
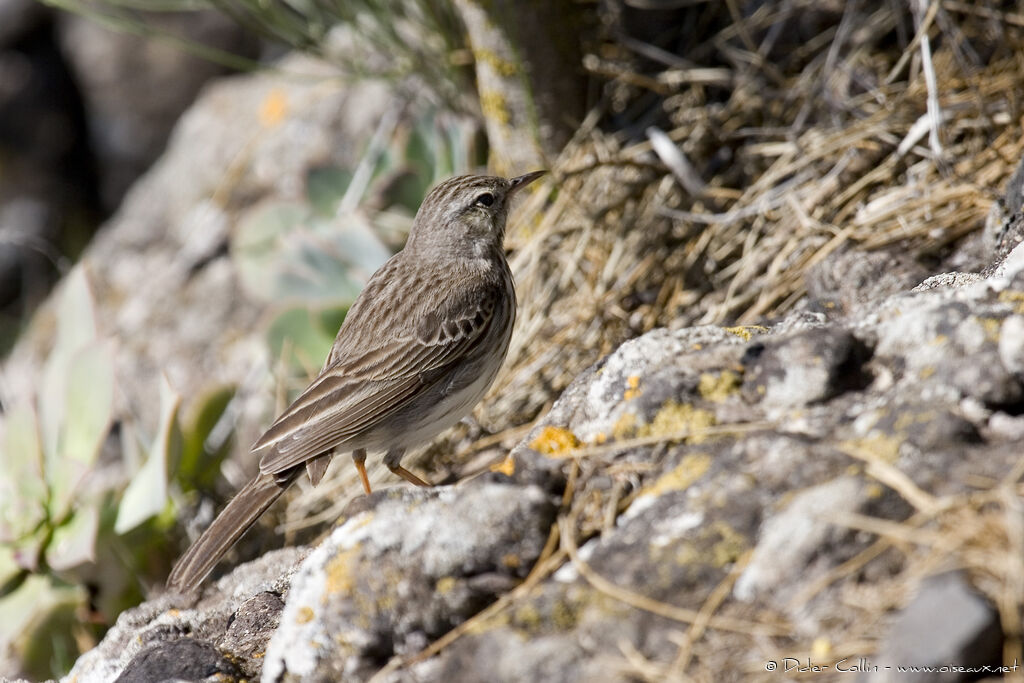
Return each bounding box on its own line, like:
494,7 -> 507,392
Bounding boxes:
638,401 -> 717,444
698,370 -> 741,401
624,374 -> 642,400
530,425 -> 580,455
998,290 -> 1024,314
325,547 -> 361,597
894,410 -> 935,432
643,453 -> 712,498
295,606 -> 315,624
435,576 -> 457,595
514,605 -> 541,630
479,89 -> 510,125
612,412 -> 638,439
472,48 -> 521,77
724,325 -> 768,341
919,366 -> 936,379
551,600 -> 579,629
979,316 -> 1002,342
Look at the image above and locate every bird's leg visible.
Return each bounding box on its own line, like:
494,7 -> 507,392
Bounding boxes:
352,448 -> 371,495
384,448 -> 432,487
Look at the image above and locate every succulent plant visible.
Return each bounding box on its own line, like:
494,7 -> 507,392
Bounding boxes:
0,269 -> 235,679
232,105 -> 482,386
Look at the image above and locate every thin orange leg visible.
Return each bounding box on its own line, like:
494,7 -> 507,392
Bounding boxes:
388,464 -> 431,487
352,449 -> 371,495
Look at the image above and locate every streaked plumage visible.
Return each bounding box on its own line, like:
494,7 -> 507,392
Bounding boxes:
167,171 -> 543,592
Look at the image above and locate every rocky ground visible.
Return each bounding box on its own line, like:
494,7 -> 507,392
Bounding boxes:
59,164 -> 1024,680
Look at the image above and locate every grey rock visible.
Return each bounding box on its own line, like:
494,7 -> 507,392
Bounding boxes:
984,155 -> 1024,262
219,591 -> 286,676
62,547 -> 304,683
872,572 -> 1002,682
56,9 -> 254,208
262,482 -> 557,682
66,225 -> 1024,679
741,327 -> 866,409
0,0 -> 44,45
806,247 -> 929,316
734,477 -> 863,603
114,637 -> 241,683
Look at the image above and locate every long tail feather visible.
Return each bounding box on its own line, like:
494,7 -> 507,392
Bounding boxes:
167,471 -> 296,592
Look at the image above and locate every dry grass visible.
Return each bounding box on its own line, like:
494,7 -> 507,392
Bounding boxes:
486,2 -> 1024,432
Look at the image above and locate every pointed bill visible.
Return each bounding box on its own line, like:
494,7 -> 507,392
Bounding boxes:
508,170 -> 546,196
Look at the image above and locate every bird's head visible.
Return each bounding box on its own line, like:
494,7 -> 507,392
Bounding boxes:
406,171 -> 546,257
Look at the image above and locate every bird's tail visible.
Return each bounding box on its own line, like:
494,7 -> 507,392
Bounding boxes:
166,470 -> 296,592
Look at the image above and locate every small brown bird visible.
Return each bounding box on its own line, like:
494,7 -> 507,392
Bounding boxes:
167,171 -> 545,592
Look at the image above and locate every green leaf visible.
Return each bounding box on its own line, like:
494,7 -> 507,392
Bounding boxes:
0,547 -> 22,591
233,197 -> 391,306
307,166 -> 353,217
0,575 -> 82,661
405,122 -> 436,180
38,268 -> 102,474
384,171 -> 430,214
266,306 -> 343,377
45,343 -> 115,523
52,267 -> 97,360
0,404 -> 47,542
177,385 -> 235,491
46,502 -> 100,571
0,574 -> 86,682
233,200 -> 310,302
115,378 -> 180,534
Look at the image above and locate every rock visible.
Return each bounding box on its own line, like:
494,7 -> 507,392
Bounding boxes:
63,547 -> 304,683
984,156 -> 1024,262
872,572 -> 1002,682
263,482 -> 557,681
56,9 -> 255,208
740,327 -> 868,409
113,637 -> 241,683
733,476 -> 863,603
805,248 -> 929,316
0,0 -> 45,45
218,591 -> 286,675
0,12 -> 100,325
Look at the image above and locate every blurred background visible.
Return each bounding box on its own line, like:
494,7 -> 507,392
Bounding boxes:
2,0 -> 1024,679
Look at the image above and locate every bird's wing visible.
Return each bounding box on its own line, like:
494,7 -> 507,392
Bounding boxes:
255,271 -> 502,475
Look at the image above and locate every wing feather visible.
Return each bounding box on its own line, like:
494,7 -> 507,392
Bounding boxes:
255,265 -> 501,475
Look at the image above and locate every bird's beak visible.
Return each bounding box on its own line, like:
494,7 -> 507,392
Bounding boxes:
508,170 -> 547,196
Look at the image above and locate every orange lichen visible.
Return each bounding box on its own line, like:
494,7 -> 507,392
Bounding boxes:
259,88 -> 288,127
530,426 -> 580,455
624,375 -> 642,400
490,455 -> 516,476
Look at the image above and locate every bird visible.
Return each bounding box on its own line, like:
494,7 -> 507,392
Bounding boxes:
166,170 -> 545,592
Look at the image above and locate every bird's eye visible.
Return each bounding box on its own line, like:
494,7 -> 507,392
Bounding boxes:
474,192 -> 495,207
